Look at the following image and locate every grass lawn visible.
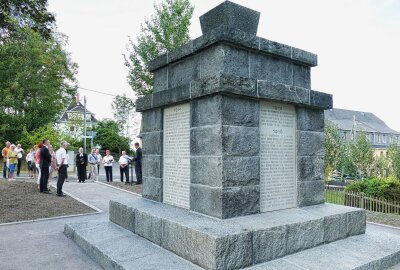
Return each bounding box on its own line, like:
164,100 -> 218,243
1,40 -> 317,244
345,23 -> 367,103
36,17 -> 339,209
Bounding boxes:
103,181 -> 142,195
325,189 -> 400,228
0,179 -> 96,224
324,189 -> 345,205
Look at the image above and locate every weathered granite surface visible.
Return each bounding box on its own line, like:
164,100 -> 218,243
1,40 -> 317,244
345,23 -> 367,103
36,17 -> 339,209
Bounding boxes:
108,197 -> 366,270
199,1 -> 260,35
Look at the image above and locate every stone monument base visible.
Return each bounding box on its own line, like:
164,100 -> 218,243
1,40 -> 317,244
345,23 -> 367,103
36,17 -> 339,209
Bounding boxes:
64,197 -> 400,269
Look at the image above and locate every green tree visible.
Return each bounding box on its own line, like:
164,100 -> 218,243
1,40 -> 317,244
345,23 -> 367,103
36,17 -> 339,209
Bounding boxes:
371,155 -> 392,179
111,94 -> 135,137
124,0 -> 194,96
388,145 -> 400,179
93,120 -> 130,154
324,123 -> 344,180
19,124 -> 62,149
350,132 -> 374,178
0,0 -> 56,40
0,27 -> 77,143
18,123 -> 81,151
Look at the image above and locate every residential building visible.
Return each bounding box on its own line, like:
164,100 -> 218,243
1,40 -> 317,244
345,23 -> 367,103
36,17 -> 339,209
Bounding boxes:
56,101 -> 98,139
325,108 -> 400,157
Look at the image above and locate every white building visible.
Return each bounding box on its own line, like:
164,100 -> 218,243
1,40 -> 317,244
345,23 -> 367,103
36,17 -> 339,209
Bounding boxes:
56,101 -> 98,139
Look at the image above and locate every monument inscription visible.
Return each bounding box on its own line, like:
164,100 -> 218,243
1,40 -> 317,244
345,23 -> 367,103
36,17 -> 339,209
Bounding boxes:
260,101 -> 297,212
163,103 -> 191,209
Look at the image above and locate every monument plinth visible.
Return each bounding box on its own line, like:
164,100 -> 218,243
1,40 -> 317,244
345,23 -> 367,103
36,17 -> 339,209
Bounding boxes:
65,2 -> 400,269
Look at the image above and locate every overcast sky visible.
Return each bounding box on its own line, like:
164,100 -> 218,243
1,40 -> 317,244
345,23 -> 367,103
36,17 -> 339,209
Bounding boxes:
48,0 -> 400,131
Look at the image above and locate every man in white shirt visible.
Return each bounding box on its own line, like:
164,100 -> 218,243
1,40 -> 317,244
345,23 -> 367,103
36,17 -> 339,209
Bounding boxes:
15,144 -> 24,177
56,141 -> 68,196
118,151 -> 132,184
95,148 -> 102,175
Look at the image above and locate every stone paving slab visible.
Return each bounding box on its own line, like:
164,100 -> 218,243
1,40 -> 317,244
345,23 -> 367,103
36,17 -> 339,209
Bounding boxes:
0,181 -> 136,270
65,220 -> 201,270
246,224 -> 400,270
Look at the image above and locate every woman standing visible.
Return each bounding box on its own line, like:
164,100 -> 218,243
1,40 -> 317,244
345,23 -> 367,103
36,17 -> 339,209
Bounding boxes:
15,144 -> 24,177
75,147 -> 87,183
7,145 -> 18,181
102,150 -> 114,182
26,148 -> 33,178
31,147 -> 37,179
49,145 -> 57,178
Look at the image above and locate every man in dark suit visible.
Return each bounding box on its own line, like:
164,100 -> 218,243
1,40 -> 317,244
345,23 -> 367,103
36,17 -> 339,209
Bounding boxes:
75,147 -> 88,183
133,142 -> 142,185
39,139 -> 52,193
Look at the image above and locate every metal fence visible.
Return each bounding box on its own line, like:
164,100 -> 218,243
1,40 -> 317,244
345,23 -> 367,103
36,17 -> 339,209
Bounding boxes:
325,186 -> 400,214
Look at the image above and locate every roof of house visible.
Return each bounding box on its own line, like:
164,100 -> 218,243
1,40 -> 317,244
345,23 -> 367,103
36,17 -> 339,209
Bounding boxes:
325,108 -> 399,135
58,101 -> 98,123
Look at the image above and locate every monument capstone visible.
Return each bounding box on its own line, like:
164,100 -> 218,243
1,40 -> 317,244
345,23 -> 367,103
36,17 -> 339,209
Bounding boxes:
65,2 -> 400,269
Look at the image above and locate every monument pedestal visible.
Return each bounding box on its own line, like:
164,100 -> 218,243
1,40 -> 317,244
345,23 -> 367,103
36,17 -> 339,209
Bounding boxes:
64,1 -> 400,269
107,197 -> 365,269
64,198 -> 400,270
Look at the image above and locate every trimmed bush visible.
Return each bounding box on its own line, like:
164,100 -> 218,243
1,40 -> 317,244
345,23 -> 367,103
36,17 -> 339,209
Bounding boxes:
345,177 -> 400,202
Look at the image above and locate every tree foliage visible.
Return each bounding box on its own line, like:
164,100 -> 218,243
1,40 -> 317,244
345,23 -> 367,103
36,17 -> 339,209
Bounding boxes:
388,145 -> 400,180
0,0 -> 56,41
112,94 -> 135,137
124,0 -> 194,96
324,124 -> 381,179
18,123 -> 81,151
92,120 -> 130,154
350,132 -> 374,178
0,27 -> 77,143
324,123 -> 344,179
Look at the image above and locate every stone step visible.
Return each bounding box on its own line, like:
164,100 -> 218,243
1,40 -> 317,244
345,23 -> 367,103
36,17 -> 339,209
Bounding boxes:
109,197 -> 366,269
64,220 -> 400,270
246,224 -> 400,270
64,220 -> 201,270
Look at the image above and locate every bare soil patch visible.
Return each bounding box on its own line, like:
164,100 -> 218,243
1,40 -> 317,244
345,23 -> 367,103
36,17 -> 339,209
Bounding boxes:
366,211 -> 400,228
103,181 -> 142,195
0,179 -> 96,224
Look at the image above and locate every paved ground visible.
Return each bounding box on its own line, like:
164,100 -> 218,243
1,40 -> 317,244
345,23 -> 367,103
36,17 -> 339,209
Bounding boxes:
0,180 -> 137,270
1,178 -> 399,270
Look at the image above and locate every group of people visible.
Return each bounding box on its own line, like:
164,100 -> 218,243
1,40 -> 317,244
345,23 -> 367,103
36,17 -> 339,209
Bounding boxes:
2,142 -> 25,180
2,140 -> 143,194
75,142 -> 142,185
1,139 -> 69,196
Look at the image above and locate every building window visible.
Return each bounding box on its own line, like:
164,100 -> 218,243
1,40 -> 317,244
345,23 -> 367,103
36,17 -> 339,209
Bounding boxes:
375,133 -> 379,143
369,133 -> 374,143
383,135 -> 387,144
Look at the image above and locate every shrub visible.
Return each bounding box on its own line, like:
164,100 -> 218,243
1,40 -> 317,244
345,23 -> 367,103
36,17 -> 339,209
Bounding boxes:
345,177 -> 400,202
